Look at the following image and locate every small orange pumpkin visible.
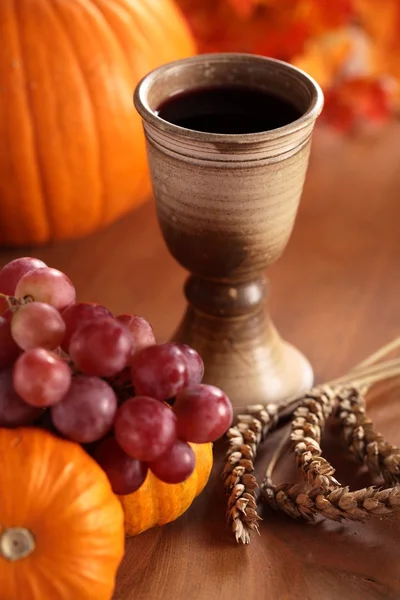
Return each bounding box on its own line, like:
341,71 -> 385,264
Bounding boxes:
0,427 -> 124,600
0,0 -> 195,246
120,442 -> 213,536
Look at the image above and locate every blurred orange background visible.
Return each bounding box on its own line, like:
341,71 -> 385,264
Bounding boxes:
177,0 -> 400,130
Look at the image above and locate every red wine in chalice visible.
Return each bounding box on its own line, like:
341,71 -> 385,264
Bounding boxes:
156,85 -> 302,134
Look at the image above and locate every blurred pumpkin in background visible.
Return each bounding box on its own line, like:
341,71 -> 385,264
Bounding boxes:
0,0 -> 195,246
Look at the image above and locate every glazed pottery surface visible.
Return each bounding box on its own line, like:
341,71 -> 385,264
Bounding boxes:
135,53 -> 324,407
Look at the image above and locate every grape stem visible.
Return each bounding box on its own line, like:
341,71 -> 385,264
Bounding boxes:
0,292 -> 34,312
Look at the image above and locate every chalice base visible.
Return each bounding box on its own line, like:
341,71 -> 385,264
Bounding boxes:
172,305 -> 314,409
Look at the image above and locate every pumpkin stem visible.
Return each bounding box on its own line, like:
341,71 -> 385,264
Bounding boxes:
0,527 -> 36,561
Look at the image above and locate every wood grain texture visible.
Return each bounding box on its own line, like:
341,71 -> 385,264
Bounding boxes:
0,121 -> 400,600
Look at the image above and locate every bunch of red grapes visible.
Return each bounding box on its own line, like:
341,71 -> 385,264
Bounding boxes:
0,257 -> 232,495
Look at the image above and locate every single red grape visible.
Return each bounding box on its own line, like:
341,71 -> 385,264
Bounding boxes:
0,257 -> 47,314
13,349 -> 72,407
131,343 -> 188,401
15,267 -> 76,311
114,396 -> 177,462
149,439 -> 195,484
61,302 -> 113,352
94,436 -> 148,495
0,368 -> 42,426
0,316 -> 21,368
69,318 -> 133,377
11,302 -> 66,351
116,314 -> 156,356
0,257 -> 47,295
173,343 -> 204,385
51,375 -> 117,443
174,384 -> 233,443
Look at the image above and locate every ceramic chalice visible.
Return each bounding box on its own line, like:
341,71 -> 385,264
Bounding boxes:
134,53 -> 324,408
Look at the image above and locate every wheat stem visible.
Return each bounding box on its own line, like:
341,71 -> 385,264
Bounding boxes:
265,431 -> 291,481
326,359 -> 400,387
352,336 -> 400,369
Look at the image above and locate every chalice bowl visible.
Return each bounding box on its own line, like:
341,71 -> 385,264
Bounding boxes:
134,53 -> 324,408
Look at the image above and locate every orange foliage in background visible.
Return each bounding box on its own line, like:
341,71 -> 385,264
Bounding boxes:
176,0 -> 400,129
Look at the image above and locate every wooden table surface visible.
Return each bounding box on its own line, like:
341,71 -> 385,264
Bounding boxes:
1,122 -> 400,600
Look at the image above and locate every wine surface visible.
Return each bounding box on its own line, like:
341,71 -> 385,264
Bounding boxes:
156,85 -> 302,134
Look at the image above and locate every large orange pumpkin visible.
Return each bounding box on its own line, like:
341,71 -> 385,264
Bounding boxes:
0,0 -> 195,246
0,427 -> 124,600
120,442 -> 213,536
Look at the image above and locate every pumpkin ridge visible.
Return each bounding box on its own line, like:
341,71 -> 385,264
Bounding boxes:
86,0 -> 155,214
15,0 -> 76,243
40,459 -> 117,523
29,558 -> 74,600
11,0 -> 51,242
49,0 -> 105,231
54,0 -> 143,226
24,433 -> 91,519
131,0 -> 175,67
90,0 -> 155,69
138,0 -> 196,59
109,0 -> 160,65
9,426 -> 56,522
0,2 -> 36,243
30,0 -> 103,240
34,553 -> 117,600
144,0 -> 180,40
77,0 -> 152,222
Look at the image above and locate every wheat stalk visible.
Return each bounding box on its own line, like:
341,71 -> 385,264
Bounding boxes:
223,404 -> 278,544
262,383 -> 400,523
262,480 -> 400,521
290,386 -> 341,491
335,386 -> 400,486
224,336 -> 400,542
